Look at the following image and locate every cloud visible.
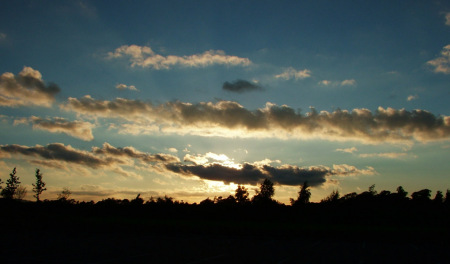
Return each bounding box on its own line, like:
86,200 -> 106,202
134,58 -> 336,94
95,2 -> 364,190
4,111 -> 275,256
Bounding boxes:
427,45 -> 450,74
107,44 -> 251,69
14,116 -> 95,141
0,142 -> 179,177
319,79 -> 356,87
164,161 -> 375,187
167,148 -> 178,153
336,147 -> 358,153
0,33 -> 6,41
0,143 -> 111,169
92,142 -> 180,164
222,79 -> 262,93
407,95 -> 418,101
358,152 -> 411,159
275,67 -> 311,80
341,79 -> 356,86
0,67 -> 60,107
62,96 -> 450,144
116,83 -> 138,91
445,12 -> 450,26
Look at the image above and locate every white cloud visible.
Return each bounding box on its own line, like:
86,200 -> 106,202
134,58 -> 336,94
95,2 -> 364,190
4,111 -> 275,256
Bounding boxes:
275,67 -> 311,80
358,152 -> 411,159
107,44 -> 251,69
427,44 -> 450,74
167,147 -> 178,153
341,79 -> 356,86
336,147 -> 358,153
116,83 -> 138,91
407,95 -> 418,101
319,79 -> 356,87
318,80 -> 332,86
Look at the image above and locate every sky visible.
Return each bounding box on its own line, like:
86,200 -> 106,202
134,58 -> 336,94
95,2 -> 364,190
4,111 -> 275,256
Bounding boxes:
0,0 -> 449,203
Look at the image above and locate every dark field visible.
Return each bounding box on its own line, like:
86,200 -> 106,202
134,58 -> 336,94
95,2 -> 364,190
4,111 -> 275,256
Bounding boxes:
1,200 -> 449,263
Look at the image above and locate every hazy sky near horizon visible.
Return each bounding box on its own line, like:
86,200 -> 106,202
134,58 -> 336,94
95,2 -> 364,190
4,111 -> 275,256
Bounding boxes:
0,0 -> 449,203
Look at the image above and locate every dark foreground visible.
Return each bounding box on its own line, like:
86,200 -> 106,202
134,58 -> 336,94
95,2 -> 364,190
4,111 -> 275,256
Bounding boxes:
1,200 -> 449,263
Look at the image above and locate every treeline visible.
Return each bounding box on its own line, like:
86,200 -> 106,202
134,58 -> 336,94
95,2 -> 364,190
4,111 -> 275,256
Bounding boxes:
1,167 -> 449,208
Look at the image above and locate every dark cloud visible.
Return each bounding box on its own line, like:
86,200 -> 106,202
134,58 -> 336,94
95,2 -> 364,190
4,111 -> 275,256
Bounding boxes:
0,143 -> 111,169
0,67 -> 60,107
92,142 -> 180,163
165,163 -> 266,185
0,142 -> 180,170
164,162 -> 374,186
222,79 -> 263,93
62,96 -> 450,143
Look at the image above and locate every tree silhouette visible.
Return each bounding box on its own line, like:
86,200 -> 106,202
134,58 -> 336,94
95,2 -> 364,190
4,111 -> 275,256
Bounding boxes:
253,178 -> 275,203
445,189 -> 450,205
321,189 -> 340,203
131,193 -> 144,205
235,185 -> 249,204
291,181 -> 311,206
1,167 -> 21,199
32,169 -> 47,202
433,190 -> 443,203
57,187 -> 72,202
411,189 -> 431,202
396,186 -> 408,199
14,186 -> 27,200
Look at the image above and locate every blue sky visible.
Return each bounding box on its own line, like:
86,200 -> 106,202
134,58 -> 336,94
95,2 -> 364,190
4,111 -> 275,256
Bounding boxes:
0,0 -> 449,203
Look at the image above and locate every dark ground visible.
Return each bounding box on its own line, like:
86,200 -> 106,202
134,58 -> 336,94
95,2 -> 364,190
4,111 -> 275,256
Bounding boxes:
1,200 -> 449,263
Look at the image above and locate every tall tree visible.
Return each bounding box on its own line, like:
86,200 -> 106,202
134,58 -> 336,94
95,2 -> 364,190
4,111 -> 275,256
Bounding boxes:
32,169 -> 47,202
1,167 -> 21,199
256,179 -> 274,199
253,179 -> 275,204
235,185 -> 249,204
291,181 -> 311,206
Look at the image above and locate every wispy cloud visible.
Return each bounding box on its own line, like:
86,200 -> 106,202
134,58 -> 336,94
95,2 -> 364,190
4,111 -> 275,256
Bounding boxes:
445,12 -> 450,26
107,44 -> 251,69
275,67 -> 311,80
222,79 -> 262,93
116,83 -> 138,91
62,96 -> 450,144
336,147 -> 358,153
14,116 -> 95,141
318,79 -> 357,87
0,33 -> 6,41
427,44 -> 450,74
358,152 -> 413,159
407,95 -> 419,101
0,67 -> 60,107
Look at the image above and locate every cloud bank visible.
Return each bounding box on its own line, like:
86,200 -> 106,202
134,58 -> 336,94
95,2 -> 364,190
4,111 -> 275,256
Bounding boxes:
108,44 -> 251,69
222,79 -> 262,93
0,67 -> 60,107
165,161 -> 375,186
62,96 -> 450,144
0,143 -> 179,178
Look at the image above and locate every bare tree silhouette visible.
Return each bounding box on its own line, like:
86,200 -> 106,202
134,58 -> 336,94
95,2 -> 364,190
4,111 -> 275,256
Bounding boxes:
32,169 -> 47,202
